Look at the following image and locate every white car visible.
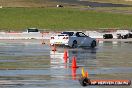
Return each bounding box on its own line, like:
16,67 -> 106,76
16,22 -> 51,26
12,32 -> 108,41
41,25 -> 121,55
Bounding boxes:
50,31 -> 97,48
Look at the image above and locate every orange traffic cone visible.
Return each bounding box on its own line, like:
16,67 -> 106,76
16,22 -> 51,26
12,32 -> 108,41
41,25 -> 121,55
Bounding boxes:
52,45 -> 56,51
42,39 -> 45,44
71,56 -> 78,68
63,49 -> 68,63
41,33 -> 45,44
85,71 -> 89,78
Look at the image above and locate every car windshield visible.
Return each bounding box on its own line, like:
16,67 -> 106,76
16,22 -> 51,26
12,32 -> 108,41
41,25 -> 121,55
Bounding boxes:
61,32 -> 74,36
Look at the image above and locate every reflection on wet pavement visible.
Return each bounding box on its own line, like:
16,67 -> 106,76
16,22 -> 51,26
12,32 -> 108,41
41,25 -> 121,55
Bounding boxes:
0,40 -> 131,88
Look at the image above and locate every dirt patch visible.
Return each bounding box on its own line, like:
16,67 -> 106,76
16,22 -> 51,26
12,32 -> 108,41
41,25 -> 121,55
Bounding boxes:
0,0 -> 58,7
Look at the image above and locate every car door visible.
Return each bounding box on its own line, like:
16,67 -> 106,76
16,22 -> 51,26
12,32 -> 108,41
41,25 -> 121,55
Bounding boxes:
76,32 -> 90,46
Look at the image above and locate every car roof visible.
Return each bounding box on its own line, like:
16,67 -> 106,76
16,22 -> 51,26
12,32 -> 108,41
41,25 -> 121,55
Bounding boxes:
61,31 -> 83,33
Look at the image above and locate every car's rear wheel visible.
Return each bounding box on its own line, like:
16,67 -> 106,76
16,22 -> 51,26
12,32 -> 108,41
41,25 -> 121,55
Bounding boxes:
91,41 -> 96,48
72,40 -> 78,48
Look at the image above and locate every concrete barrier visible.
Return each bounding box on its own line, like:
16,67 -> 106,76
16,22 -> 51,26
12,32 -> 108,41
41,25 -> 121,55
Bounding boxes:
86,31 -> 103,38
0,32 -> 60,39
86,31 -> 118,39
0,30 -> 129,40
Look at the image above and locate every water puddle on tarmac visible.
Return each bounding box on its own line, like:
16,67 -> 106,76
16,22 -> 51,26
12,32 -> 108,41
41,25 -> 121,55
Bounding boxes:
0,40 -> 131,88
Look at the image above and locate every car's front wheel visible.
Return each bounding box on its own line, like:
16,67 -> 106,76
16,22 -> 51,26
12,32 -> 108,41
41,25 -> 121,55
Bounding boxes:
91,40 -> 96,48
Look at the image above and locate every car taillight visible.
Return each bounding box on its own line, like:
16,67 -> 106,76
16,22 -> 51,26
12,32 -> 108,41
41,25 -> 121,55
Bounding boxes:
63,37 -> 68,39
65,37 -> 68,39
51,37 -> 54,39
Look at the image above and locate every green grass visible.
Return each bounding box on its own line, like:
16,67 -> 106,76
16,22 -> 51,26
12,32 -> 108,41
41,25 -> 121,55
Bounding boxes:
0,7 -> 132,31
0,0 -> 59,7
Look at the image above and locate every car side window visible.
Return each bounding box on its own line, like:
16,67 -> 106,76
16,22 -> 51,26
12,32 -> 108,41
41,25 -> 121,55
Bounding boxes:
76,32 -> 80,37
76,32 -> 87,37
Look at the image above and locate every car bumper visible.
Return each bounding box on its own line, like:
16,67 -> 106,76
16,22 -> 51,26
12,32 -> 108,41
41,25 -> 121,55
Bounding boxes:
50,41 -> 69,45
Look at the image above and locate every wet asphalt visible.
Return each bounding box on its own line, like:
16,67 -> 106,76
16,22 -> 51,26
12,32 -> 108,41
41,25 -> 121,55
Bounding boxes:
52,0 -> 132,7
0,40 -> 131,88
